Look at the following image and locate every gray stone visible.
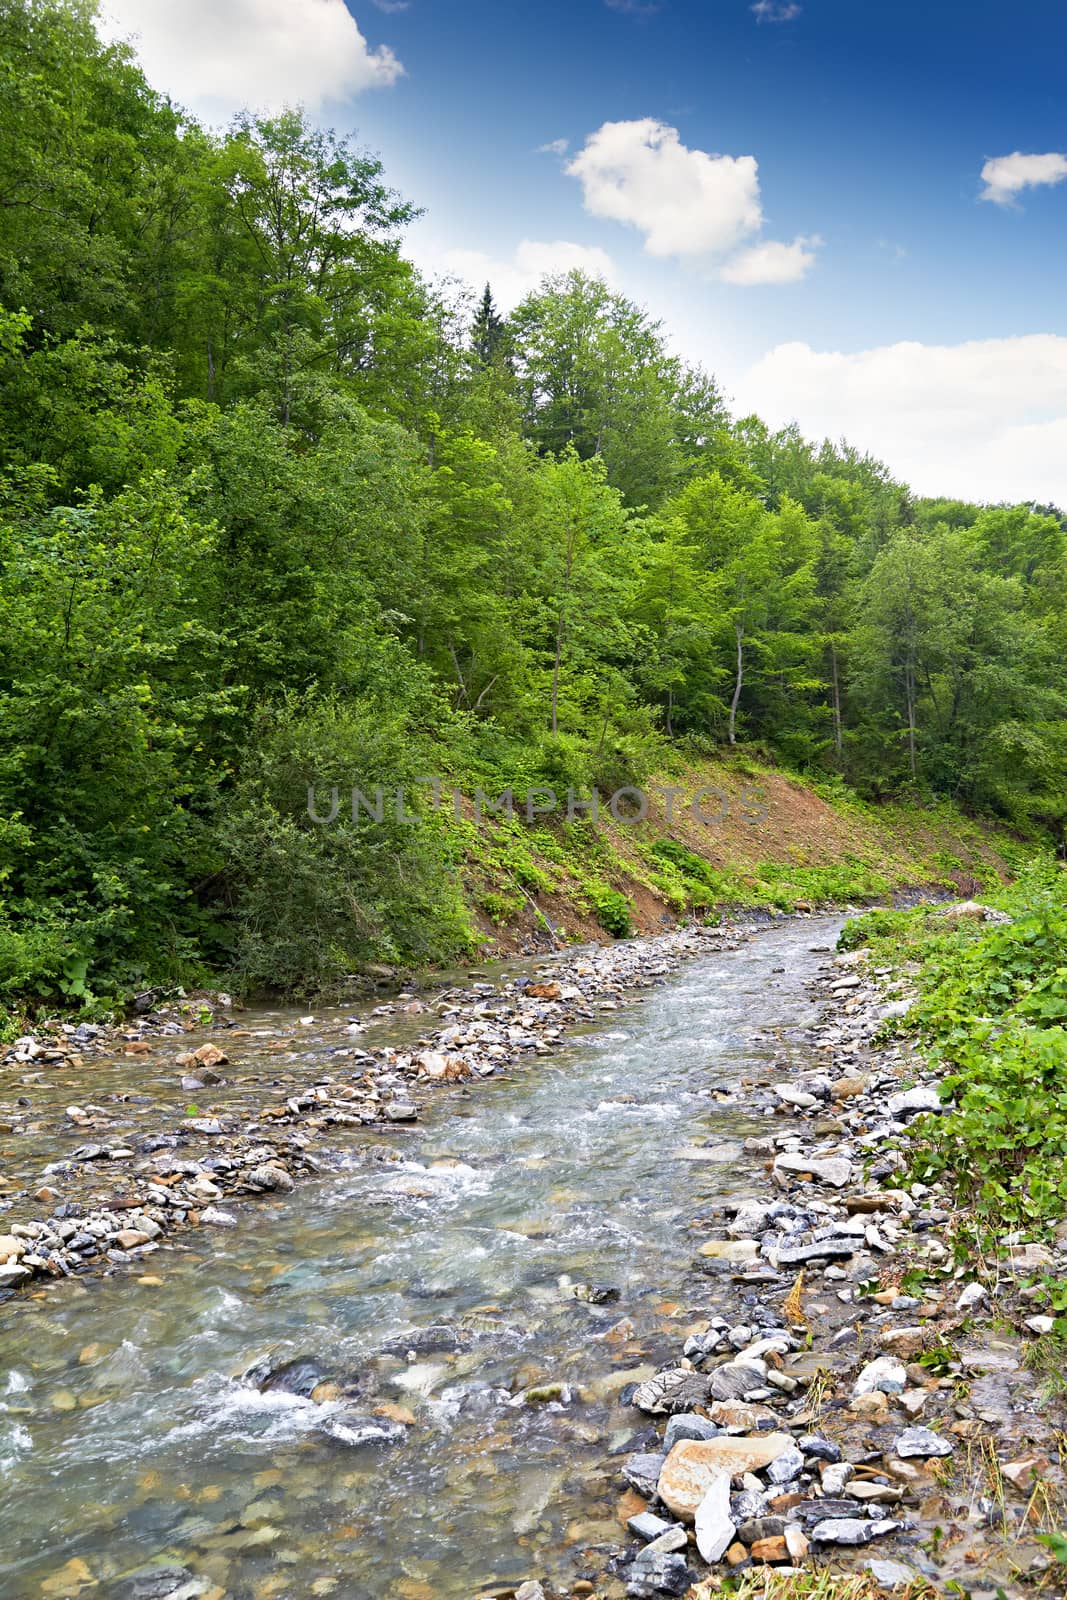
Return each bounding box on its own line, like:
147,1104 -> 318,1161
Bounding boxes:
246,1163 -> 295,1193
765,1445 -> 805,1485
863,1560 -> 920,1587
820,1463 -> 855,1496
664,1412 -> 720,1449
625,1552 -> 693,1597
775,1238 -> 857,1265
810,1517 -> 901,1546
799,1434 -> 841,1462
643,1526 -> 688,1556
886,1086 -> 943,1118
624,1451 -> 668,1498
708,1363 -> 764,1401
632,1368 -> 711,1415
853,1356 -> 907,1396
894,1426 -> 953,1458
628,1512 -> 676,1542
773,1152 -> 853,1188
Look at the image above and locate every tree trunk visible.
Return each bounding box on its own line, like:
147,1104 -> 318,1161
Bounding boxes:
905,661 -> 917,778
829,640 -> 842,761
728,621 -> 744,745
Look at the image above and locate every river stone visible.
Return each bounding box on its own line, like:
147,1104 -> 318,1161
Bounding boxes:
381,1324 -> 472,1356
0,1263 -> 31,1286
246,1163 -> 295,1193
810,1517 -> 901,1546
699,1239 -> 760,1263
799,1434 -> 841,1462
864,1559 -> 921,1587
664,1413 -> 720,1448
694,1473 -> 735,1562
632,1369 -> 712,1415
643,1526 -> 688,1556
765,1445 -> 805,1485
774,1152 -> 853,1188
628,1512 -> 677,1541
623,1452 -> 667,1498
853,1356 -> 907,1396
886,1086 -> 943,1117
775,1239 -> 857,1266
894,1425 -> 953,1458
708,1364 -> 765,1401
244,1356 -> 329,1397
657,1435 -> 794,1519
317,1413 -> 406,1447
625,1553 -> 692,1598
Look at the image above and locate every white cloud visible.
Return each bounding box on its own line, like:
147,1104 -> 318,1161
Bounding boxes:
721,234 -> 821,285
537,138 -> 570,156
980,151 -> 1067,205
735,333 -> 1067,505
99,0 -> 403,122
425,239 -> 617,311
566,118 -> 762,258
752,1 -> 801,20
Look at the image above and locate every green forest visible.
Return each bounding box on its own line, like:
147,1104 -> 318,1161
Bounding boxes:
2,0 -> 1066,1016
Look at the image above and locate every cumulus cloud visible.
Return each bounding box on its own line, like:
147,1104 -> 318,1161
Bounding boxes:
752,1 -> 801,20
99,0 -> 403,121
980,151 -> 1067,205
734,333 -> 1067,505
721,234 -> 820,284
427,239 -> 617,311
566,118 -> 762,258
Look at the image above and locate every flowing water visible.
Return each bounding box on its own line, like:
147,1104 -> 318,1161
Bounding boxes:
0,919 -> 838,1600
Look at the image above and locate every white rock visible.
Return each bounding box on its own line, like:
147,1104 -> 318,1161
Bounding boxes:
956,1282 -> 986,1311
886,1086 -> 943,1118
694,1473 -> 735,1562
854,1356 -> 907,1397
774,1152 -> 853,1188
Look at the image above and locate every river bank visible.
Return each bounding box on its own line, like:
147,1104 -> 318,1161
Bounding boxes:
0,905 -> 1063,1600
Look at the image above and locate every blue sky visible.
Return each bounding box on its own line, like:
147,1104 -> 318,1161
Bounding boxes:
102,0 -> 1067,504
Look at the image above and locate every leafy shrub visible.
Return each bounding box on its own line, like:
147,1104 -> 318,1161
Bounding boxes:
587,884 -> 632,938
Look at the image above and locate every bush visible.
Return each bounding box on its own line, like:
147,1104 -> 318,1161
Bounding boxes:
218,694 -> 475,994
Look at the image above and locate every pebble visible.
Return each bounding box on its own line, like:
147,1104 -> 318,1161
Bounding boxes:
894,1426 -> 953,1459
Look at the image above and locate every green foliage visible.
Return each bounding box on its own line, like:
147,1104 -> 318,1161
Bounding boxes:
0,0 -> 1062,1011
846,867 -> 1067,1231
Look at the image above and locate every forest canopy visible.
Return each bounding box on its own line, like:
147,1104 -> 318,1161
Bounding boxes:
1,0 -> 1065,1006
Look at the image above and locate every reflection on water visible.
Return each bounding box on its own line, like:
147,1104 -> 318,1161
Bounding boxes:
0,920 -> 833,1599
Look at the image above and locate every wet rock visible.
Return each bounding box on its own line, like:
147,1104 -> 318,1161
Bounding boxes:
243,1355 -> 329,1397
708,1364 -> 765,1402
246,1163 -> 294,1193
625,1552 -> 693,1597
698,1239 -> 759,1263
864,1560 -> 920,1588
657,1435 -> 794,1519
623,1451 -> 667,1498
894,1425 -> 953,1458
628,1511 -> 677,1541
664,1413 -> 720,1448
381,1324 -> 472,1357
317,1412 -> 407,1447
384,1101 -> 418,1122
632,1368 -> 711,1415
854,1356 -> 907,1396
775,1238 -> 857,1265
643,1526 -> 688,1556
694,1473 -> 735,1561
811,1517 -> 901,1545
773,1153 -> 852,1188
200,1206 -> 237,1227
515,1585 -> 546,1600
110,1565 -> 210,1600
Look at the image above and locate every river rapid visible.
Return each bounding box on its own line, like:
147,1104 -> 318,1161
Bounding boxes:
1,918 -> 847,1599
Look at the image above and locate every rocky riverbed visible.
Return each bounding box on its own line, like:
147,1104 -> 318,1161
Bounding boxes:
1,907 -> 1065,1600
